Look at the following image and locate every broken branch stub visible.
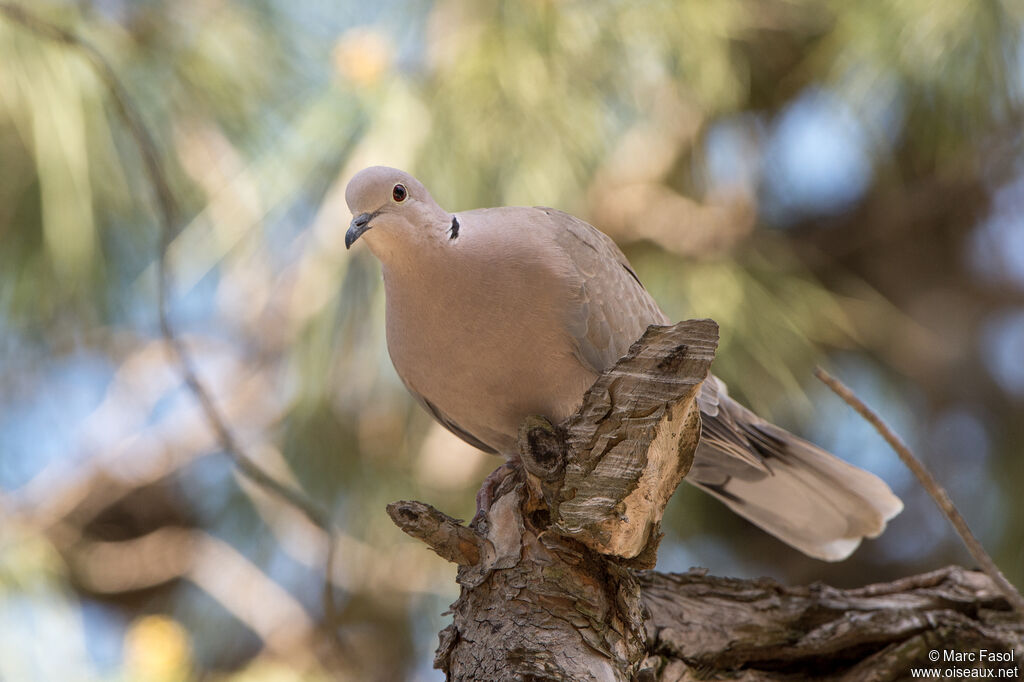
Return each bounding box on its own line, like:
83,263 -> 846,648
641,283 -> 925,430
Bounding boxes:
521,319 -> 719,564
386,501 -> 489,567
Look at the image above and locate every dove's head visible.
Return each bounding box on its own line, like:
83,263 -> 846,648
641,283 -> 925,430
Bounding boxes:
344,166 -> 451,257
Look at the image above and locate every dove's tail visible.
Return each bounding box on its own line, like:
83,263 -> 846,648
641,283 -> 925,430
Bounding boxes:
686,397 -> 903,562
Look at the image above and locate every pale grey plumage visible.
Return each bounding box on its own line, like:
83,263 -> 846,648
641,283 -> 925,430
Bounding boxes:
345,166 -> 902,562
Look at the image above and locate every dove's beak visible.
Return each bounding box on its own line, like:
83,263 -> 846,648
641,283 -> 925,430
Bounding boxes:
346,212 -> 374,249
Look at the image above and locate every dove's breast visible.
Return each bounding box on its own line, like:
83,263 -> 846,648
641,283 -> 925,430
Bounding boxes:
380,214 -> 596,455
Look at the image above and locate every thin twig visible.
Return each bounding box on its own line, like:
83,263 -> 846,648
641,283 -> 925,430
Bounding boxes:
0,0 -> 348,646
814,366 -> 1024,616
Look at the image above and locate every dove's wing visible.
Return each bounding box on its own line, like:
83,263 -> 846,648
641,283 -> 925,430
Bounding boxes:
540,208 -> 669,371
544,208 -> 901,560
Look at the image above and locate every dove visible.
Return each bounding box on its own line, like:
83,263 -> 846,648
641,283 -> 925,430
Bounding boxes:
344,165 -> 902,561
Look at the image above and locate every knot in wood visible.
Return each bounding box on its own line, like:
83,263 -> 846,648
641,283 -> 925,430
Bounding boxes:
656,342 -> 690,373
518,415 -> 566,479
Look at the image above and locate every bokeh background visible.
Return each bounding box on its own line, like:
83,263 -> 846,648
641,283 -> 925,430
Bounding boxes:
2,0 -> 1023,680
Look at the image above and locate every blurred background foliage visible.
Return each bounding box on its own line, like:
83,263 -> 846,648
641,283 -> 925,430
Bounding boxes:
1,0 -> 1023,679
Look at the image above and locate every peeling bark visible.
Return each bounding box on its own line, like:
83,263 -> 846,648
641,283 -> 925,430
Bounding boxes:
386,319 -> 1024,681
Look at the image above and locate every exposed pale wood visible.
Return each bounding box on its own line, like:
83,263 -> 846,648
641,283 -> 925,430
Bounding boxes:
556,319 -> 718,561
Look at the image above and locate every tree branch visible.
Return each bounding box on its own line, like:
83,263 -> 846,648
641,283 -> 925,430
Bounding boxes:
391,323 -> 1023,680
642,565 -> 1023,680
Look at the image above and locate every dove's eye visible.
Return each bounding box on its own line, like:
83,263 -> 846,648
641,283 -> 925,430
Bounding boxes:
392,184 -> 408,202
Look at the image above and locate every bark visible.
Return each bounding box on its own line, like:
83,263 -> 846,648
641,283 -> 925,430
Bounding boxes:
642,566 -> 1023,681
387,319 -> 1024,681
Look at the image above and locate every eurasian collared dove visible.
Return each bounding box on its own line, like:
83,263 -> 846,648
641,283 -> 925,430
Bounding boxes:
344,165 -> 902,561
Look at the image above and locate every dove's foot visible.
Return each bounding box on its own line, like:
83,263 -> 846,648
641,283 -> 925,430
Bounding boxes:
472,458 -> 519,526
